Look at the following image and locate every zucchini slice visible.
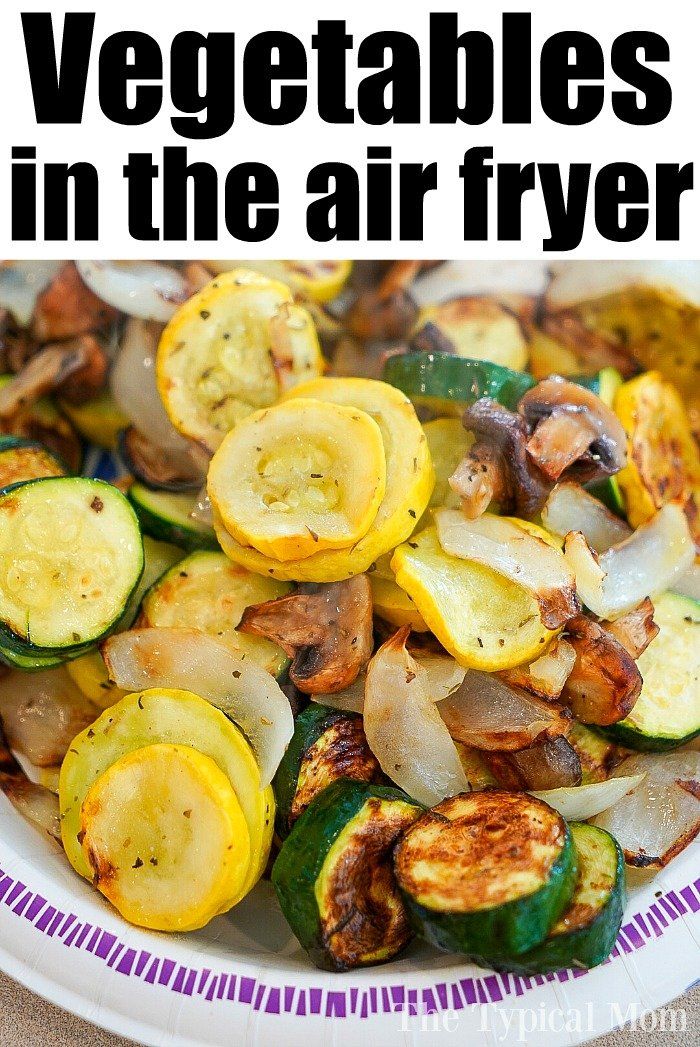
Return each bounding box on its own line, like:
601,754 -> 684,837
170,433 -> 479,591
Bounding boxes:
614,372 -> 700,546
208,398 -> 386,561
0,478 -> 143,656
412,297 -> 528,371
382,351 -> 535,416
391,526 -> 555,671
394,791 -> 577,959
273,705 -> 384,836
600,592 -> 700,750
140,550 -> 292,676
205,260 -> 353,303
566,722 -> 627,784
58,390 -> 130,450
215,378 -> 434,582
117,534 -> 184,630
502,823 -> 625,974
272,778 -> 422,971
0,435 -> 67,489
128,483 -> 218,551
157,269 -> 324,452
79,743 -> 251,932
59,688 -> 274,898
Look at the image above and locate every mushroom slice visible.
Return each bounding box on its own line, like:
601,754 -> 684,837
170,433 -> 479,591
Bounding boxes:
435,509 -> 579,630
520,377 -> 627,484
542,482 -> 631,553
0,720 -> 61,844
119,425 -> 204,492
346,261 -> 422,342
482,736 -> 582,791
237,576 -> 374,694
0,336 -> 107,417
452,398 -> 551,518
32,262 -> 118,341
499,638 -> 576,700
562,614 -> 642,726
438,671 -> 570,752
599,598 -> 659,660
564,502 -> 695,620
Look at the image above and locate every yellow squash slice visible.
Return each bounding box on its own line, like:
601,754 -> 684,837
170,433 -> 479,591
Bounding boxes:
205,260 -> 352,303
369,553 -> 429,631
391,526 -> 555,670
414,297 -> 528,371
139,550 -> 292,675
66,650 -> 127,709
157,269 -> 324,452
615,371 -> 700,547
79,743 -> 251,932
214,378 -> 434,582
208,398 -> 386,561
60,688 -> 274,899
422,417 -> 474,511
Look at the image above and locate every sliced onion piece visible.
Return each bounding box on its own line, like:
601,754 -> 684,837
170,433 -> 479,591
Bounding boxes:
592,752 -> 700,868
439,670 -> 569,752
102,628 -> 293,785
0,723 -> 61,842
364,627 -> 468,806
435,509 -> 578,629
542,482 -> 631,553
565,503 -> 695,620
532,774 -> 645,821
0,261 -> 64,327
111,317 -> 200,457
314,651 -> 466,715
411,261 -> 549,307
547,261 -> 700,311
190,487 -> 214,527
0,668 -> 96,767
77,261 -> 189,322
499,638 -> 576,700
674,562 -> 700,602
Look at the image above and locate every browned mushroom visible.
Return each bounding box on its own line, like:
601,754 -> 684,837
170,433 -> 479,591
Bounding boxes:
237,576 -> 374,694
519,377 -> 627,484
482,736 -> 582,791
31,262 -> 118,342
597,598 -> 659,660
541,311 -> 638,379
562,614 -> 642,725
346,261 -> 423,342
118,426 -> 205,492
0,335 -> 108,417
450,398 -> 551,518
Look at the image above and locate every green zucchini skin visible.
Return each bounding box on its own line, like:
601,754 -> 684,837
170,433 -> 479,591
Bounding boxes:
382,352 -> 535,412
128,483 -> 218,552
598,593 -> 700,752
272,778 -> 422,972
493,824 -> 625,974
395,792 -> 577,960
0,477 -> 143,661
0,436 -> 69,491
273,704 -> 383,837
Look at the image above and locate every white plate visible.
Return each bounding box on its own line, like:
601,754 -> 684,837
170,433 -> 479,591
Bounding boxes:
1,468 -> 699,1047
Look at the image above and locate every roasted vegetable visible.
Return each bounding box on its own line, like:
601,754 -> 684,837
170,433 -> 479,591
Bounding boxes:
394,791 -> 577,960
0,667 -> 96,766
383,351 -> 535,417
481,737 -> 582,791
391,527 -> 555,671
215,377 -> 434,582
422,417 -> 473,510
128,483 -> 218,551
0,375 -> 82,472
0,435 -> 67,489
140,550 -> 292,676
208,398 -> 386,560
615,371 -> 700,549
368,553 -> 429,631
119,425 -> 203,492
412,297 -> 528,370
0,719 -> 61,843
272,778 -> 421,971
58,390 -> 130,451
499,823 -> 625,974
593,751 -> 700,868
600,592 -> 700,750
273,704 -> 383,836
0,478 -> 143,660
31,262 -> 117,341
562,614 -> 642,726
205,260 -> 353,304
238,576 -> 373,693
566,722 -> 628,784
60,688 -> 274,905
157,269 -> 324,451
